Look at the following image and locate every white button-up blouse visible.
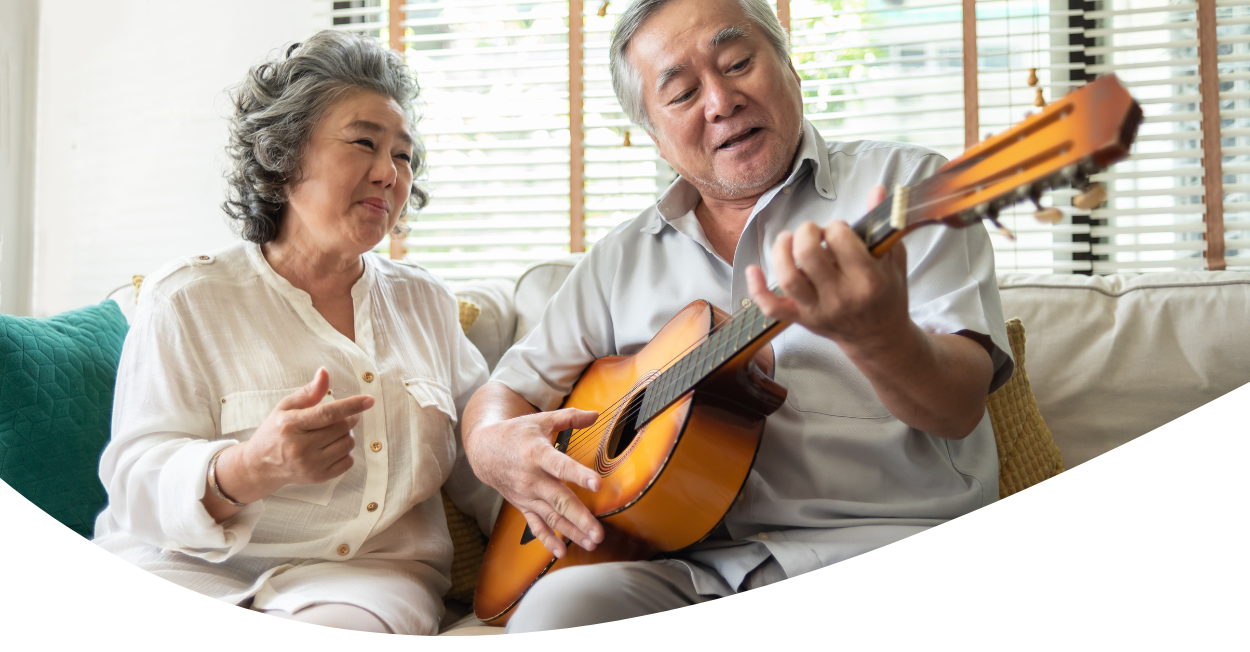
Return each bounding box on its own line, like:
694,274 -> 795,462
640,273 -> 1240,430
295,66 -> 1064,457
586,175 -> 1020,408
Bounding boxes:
93,242 -> 492,630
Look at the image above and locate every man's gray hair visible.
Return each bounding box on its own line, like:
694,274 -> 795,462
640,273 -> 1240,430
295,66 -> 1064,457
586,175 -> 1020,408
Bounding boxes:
222,30 -> 428,244
609,0 -> 792,133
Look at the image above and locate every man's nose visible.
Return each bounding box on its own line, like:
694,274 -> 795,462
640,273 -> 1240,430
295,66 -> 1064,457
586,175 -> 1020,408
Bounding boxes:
702,76 -> 746,122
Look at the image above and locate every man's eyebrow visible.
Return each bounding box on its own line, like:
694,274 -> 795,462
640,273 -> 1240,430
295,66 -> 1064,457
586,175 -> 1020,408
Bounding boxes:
709,25 -> 749,49
347,119 -> 414,146
655,64 -> 688,94
653,25 -> 751,95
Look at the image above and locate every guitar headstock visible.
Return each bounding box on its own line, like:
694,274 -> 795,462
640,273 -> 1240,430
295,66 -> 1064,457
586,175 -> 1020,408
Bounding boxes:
856,74 -> 1143,256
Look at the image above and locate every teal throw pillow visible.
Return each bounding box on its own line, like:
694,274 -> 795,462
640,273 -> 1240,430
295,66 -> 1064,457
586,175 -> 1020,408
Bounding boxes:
0,300 -> 129,537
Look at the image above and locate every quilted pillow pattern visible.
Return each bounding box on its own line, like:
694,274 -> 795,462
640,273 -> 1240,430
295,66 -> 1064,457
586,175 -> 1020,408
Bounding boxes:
0,300 -> 129,537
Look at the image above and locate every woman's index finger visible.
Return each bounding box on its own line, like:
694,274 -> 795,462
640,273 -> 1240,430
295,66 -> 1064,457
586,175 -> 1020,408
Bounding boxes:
296,394 -> 375,430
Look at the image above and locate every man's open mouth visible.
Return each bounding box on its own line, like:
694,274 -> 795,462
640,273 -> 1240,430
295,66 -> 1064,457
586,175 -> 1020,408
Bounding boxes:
718,127 -> 762,149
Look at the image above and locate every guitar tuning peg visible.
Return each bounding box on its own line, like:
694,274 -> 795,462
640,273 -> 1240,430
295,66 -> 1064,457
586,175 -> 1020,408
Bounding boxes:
1029,193 -> 1062,224
1034,207 -> 1064,224
986,214 -> 1014,240
1072,183 -> 1107,210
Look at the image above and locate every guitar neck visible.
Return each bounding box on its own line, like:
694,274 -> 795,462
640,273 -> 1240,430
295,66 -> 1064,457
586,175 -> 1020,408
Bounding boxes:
637,301 -> 784,425
635,200 -> 907,426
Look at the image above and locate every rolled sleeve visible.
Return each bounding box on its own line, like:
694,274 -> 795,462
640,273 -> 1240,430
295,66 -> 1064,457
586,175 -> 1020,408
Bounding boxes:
898,154 -> 1015,393
157,438 -> 263,560
98,286 -> 260,561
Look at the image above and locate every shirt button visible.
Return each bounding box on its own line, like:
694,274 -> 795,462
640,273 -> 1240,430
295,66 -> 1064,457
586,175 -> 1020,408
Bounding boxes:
782,186 -> 793,195
362,371 -> 374,382
371,441 -> 383,452
337,544 -> 350,556
758,532 -> 771,541
366,502 -> 378,512
741,298 -> 751,308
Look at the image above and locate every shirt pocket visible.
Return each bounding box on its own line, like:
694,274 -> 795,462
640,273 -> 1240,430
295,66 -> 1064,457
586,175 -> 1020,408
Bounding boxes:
218,387 -> 343,507
402,378 -> 458,487
776,328 -> 892,420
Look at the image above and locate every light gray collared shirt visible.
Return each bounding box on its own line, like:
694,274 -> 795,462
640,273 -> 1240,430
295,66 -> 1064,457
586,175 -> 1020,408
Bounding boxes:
491,120 -> 1014,594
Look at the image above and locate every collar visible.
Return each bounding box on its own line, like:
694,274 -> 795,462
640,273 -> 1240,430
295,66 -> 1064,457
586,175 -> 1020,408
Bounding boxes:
642,119 -> 835,235
244,241 -> 374,308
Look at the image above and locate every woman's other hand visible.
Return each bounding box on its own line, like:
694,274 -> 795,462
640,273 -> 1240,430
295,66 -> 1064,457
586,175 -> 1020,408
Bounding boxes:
203,368 -> 373,521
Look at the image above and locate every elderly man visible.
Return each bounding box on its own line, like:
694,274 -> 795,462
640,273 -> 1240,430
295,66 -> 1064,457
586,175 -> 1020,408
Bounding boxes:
462,0 -> 1013,632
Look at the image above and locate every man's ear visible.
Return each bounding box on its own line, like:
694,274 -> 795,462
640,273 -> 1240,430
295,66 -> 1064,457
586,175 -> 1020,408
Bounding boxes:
647,129 -> 669,162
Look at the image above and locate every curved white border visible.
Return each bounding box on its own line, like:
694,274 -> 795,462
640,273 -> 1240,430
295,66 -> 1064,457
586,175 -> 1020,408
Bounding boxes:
4,383 -> 1246,649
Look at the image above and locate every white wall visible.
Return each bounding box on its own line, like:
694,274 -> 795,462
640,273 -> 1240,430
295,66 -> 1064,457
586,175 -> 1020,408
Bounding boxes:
32,0 -> 328,315
0,0 -> 39,316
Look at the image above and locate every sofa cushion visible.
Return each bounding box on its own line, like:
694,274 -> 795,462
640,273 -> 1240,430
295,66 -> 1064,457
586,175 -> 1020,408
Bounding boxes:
987,319 -> 1064,497
998,271 -> 1250,468
451,278 -> 517,372
513,254 -> 583,343
0,300 -> 129,537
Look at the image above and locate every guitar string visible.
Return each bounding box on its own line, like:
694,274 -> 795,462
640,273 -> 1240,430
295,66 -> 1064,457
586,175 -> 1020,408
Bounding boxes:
559,300 -> 766,459
559,155 -> 1089,459
559,291 -> 790,459
557,303 -> 750,458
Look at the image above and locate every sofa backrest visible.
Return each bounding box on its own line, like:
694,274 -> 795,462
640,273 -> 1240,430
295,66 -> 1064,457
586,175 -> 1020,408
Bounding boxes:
997,271 -> 1250,467
498,257 -> 1250,469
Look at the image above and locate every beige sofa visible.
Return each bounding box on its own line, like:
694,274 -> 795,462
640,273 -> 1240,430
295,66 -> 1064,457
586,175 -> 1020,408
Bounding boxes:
108,260 -> 1250,634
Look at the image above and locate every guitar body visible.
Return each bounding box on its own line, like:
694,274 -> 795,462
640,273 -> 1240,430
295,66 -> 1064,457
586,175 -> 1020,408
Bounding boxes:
473,300 -> 787,625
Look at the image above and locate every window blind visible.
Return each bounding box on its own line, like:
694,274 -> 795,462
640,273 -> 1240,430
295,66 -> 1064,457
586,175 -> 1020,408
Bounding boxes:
335,0 -> 1242,279
974,0 -> 1094,273
581,1 -> 677,248
1079,0 -> 1211,271
789,0 -> 968,161
330,0 -> 388,38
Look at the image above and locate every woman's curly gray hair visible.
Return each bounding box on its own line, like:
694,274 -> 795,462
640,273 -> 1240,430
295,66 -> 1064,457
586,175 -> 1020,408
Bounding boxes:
222,30 -> 428,244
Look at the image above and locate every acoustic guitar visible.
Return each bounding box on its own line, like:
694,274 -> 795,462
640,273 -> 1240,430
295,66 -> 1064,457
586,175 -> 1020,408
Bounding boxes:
474,74 -> 1143,625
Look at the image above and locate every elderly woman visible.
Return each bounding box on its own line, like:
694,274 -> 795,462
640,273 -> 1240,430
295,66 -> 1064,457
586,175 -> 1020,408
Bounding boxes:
92,31 -> 495,635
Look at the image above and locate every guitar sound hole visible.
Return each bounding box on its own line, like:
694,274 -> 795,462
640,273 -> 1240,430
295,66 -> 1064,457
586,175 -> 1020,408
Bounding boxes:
607,389 -> 647,460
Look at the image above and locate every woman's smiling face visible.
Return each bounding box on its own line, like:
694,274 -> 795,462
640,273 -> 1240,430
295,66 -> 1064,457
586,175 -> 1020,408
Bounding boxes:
282,90 -> 415,256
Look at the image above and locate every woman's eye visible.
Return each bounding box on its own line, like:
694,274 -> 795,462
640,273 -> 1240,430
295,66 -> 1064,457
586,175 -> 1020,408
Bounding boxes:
354,139 -> 375,149
730,58 -> 750,72
396,153 -> 412,162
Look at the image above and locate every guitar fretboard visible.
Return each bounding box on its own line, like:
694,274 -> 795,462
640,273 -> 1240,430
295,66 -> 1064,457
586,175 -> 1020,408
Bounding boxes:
636,302 -> 779,425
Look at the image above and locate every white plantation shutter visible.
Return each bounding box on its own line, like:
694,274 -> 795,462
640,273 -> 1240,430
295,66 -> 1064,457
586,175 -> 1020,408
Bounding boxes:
333,0 -> 1240,279
789,0 -> 968,161
973,0 -> 1094,272
581,2 -> 677,247
330,0 -> 389,37
1079,0 -> 1212,271
396,1 -> 574,280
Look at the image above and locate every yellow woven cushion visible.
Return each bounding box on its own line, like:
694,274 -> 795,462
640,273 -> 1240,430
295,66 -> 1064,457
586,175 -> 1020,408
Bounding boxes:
988,318 -> 1064,498
442,298 -> 489,604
